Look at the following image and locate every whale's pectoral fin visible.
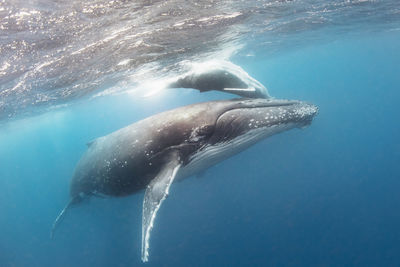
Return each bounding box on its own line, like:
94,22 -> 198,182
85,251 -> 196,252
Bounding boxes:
141,153 -> 181,262
224,87 -> 256,92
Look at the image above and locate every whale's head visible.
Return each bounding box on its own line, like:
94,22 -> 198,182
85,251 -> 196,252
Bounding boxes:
177,98 -> 318,179
177,98 -> 317,162
208,98 -> 318,146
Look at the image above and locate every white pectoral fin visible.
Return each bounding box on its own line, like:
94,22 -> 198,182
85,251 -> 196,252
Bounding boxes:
141,155 -> 181,262
224,87 -> 256,92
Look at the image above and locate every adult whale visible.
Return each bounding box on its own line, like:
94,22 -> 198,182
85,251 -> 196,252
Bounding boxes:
51,98 -> 318,262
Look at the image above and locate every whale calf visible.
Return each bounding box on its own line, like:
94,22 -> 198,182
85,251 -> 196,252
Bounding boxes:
52,98 -> 318,262
166,61 -> 269,98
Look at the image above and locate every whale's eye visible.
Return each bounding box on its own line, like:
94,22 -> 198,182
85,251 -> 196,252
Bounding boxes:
197,125 -> 214,136
189,125 -> 214,143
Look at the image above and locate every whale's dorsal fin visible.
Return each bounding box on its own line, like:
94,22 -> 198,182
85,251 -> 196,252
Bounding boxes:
141,152 -> 181,262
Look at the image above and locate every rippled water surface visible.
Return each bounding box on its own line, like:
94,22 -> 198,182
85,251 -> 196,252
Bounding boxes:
1,0 -> 399,120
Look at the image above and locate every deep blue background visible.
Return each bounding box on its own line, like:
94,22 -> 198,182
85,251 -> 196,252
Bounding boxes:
1,31 -> 400,266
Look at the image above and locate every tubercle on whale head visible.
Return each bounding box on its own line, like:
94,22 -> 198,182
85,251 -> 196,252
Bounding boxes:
294,102 -> 319,128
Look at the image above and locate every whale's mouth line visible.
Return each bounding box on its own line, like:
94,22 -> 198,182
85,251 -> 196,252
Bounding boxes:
216,100 -> 315,126
234,98 -> 300,108
216,99 -> 301,122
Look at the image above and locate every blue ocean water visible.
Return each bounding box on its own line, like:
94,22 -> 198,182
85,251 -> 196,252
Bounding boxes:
1,1 -> 400,266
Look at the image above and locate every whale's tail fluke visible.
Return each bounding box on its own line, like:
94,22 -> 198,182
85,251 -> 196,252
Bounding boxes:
50,196 -> 81,239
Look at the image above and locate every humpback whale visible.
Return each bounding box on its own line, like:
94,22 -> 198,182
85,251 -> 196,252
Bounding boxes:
166,61 -> 269,98
52,98 -> 318,262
